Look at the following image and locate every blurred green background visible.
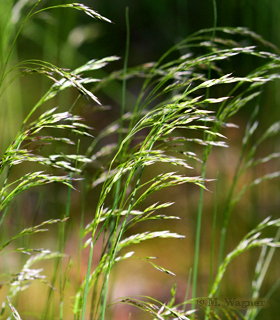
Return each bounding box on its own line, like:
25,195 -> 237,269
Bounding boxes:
0,1 -> 280,319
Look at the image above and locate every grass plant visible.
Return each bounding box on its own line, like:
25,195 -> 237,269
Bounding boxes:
0,1 -> 280,320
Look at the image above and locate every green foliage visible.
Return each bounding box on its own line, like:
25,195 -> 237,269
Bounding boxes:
0,2 -> 280,320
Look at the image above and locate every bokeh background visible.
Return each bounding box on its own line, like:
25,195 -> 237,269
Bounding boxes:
0,0 -> 280,319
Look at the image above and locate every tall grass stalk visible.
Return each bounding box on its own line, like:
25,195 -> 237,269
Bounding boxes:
104,8 -> 130,319
192,0 -> 217,308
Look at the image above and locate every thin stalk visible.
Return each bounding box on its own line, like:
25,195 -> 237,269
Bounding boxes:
209,175 -> 218,291
76,175 -> 86,294
205,174 -> 218,320
99,8 -> 130,318
191,181 -> 204,306
120,7 -> 130,147
59,174 -> 72,320
0,206 -> 9,229
81,239 -> 95,320
192,0 -> 217,308
110,6 -> 130,239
